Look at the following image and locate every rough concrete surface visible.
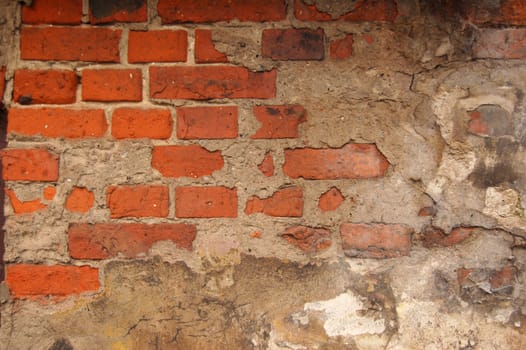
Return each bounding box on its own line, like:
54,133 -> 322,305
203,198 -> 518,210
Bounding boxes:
1,0 -> 526,349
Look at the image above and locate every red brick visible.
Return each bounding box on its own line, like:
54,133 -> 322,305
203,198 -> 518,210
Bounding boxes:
330,34 -> 353,59
1,149 -> 58,181
177,106 -> 237,139
340,223 -> 412,258
418,206 -> 436,217
294,0 -> 398,22
128,30 -> 187,63
450,0 -> 526,26
262,29 -> 325,61
252,105 -> 307,139
195,29 -> 228,63
245,187 -> 303,217
8,108 -> 107,138
258,152 -> 274,177
282,226 -> 331,253
69,223 -> 196,259
283,143 -> 389,180
157,0 -> 286,23
6,264 -> 100,298
150,66 -> 276,100
107,185 -> 169,218
421,226 -> 473,248
5,188 -> 47,214
22,0 -> 82,25
467,105 -> 513,137
89,0 -> 147,24
152,145 -> 224,178
175,186 -> 237,218
112,108 -> 172,139
318,187 -> 344,212
21,27 -> 121,62
82,69 -> 142,102
43,186 -> 56,200
473,28 -> 526,59
13,69 -> 77,105
65,187 -> 95,213
490,265 -> 517,290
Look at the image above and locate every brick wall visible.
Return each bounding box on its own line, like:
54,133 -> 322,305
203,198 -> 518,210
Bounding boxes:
1,1 -> 526,349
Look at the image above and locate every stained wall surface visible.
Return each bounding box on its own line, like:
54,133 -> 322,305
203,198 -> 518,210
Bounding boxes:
0,0 -> 526,349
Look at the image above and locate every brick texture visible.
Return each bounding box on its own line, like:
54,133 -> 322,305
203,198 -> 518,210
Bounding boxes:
245,187 -> 303,217
175,186 -> 237,218
68,223 -> 197,259
107,185 -> 169,218
112,108 -> 173,139
252,105 -> 307,139
22,0 -> 82,25
177,106 -> 238,139
281,226 -> 331,253
330,34 -> 353,59
8,108 -> 107,138
152,145 -> 224,178
318,187 -> 345,212
340,223 -> 412,258
89,0 -> 148,24
283,143 -> 389,179
195,29 -> 228,63
1,149 -> 59,181
5,188 -> 47,214
262,29 -> 325,61
258,152 -> 275,177
82,69 -> 142,102
157,0 -> 286,23
20,27 -> 121,62
150,66 -> 276,100
294,0 -> 398,22
128,30 -> 187,63
65,187 -> 95,213
13,69 -> 78,105
6,264 -> 100,298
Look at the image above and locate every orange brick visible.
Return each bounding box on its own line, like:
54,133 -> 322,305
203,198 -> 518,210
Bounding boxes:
252,105 -> 306,139
66,187 -> 95,213
82,69 -> 142,102
318,187 -> 345,212
89,0 -> 147,24
112,108 -> 172,139
128,30 -> 187,63
107,185 -> 169,218
258,152 -> 274,177
175,186 -> 237,218
14,69 -> 77,104
340,223 -> 412,258
8,108 -> 107,138
177,106 -> 237,139
245,187 -> 303,217
22,0 -> 82,25
330,34 -> 353,59
5,188 -> 46,214
195,29 -> 228,63
1,149 -> 59,181
152,145 -> 224,178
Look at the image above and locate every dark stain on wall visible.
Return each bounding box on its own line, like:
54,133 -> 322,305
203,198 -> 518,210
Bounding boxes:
89,0 -> 145,19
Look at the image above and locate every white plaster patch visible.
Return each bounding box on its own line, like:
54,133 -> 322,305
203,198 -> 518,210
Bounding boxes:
304,291 -> 385,337
484,187 -> 522,218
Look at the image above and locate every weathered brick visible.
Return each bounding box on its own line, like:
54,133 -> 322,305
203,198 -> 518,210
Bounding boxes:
252,105 -> 306,138
107,185 -> 169,218
177,106 -> 237,139
467,105 -> 513,137
1,149 -> 59,181
8,108 -> 107,138
82,69 -> 142,102
262,29 -> 325,61
258,152 -> 274,177
128,30 -> 187,63
6,264 -> 100,298
450,0 -> 526,26
282,226 -> 331,253
340,223 -> 412,259
112,108 -> 172,139
330,34 -> 353,59
283,143 -> 389,180
13,69 -> 77,105
294,0 -> 398,22
473,28 -> 526,59
20,27 -> 121,62
5,188 -> 46,214
152,145 -> 224,178
68,223 -> 197,259
175,186 -> 237,218
157,0 -> 286,23
245,187 -> 303,217
150,66 -> 276,100
195,29 -> 228,63
22,0 -> 82,25
421,226 -> 473,248
89,0 -> 147,24
43,186 -> 56,200
0,67 -> 5,98
318,187 -> 344,212
66,187 -> 95,213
